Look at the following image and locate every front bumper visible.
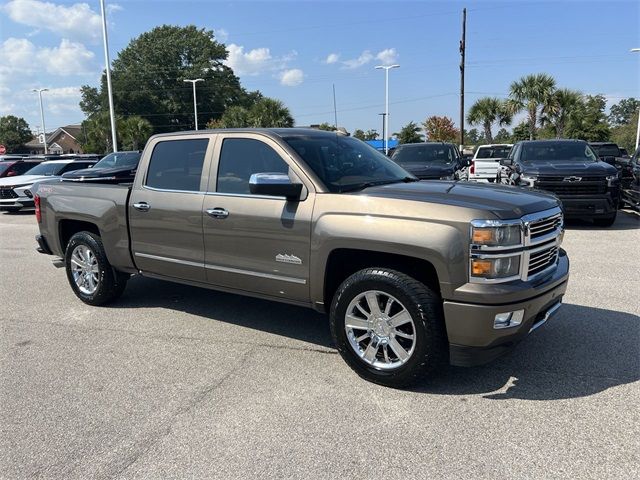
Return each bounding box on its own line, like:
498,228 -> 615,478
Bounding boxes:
444,252 -> 569,367
0,197 -> 34,210
557,194 -> 618,218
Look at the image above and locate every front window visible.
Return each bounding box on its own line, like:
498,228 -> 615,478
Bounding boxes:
93,152 -> 141,169
282,134 -> 413,192
520,143 -> 598,163
145,139 -> 208,191
392,144 -> 457,166
23,162 -> 68,176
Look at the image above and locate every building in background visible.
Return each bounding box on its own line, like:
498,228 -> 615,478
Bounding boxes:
24,125 -> 83,154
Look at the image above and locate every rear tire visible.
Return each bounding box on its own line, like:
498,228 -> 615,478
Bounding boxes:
593,212 -> 617,227
65,231 -> 128,305
330,268 -> 448,388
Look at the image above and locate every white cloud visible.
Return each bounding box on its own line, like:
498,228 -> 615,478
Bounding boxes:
0,37 -> 95,76
216,28 -> 229,43
325,53 -> 340,64
2,0 -> 110,42
342,50 -> 374,69
279,69 -> 304,87
224,43 -> 273,76
376,48 -> 398,66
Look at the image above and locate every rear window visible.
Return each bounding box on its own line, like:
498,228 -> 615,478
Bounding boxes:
145,139 -> 209,191
592,144 -> 621,157
476,146 -> 511,159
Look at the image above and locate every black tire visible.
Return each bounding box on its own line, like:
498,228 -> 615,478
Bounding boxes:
330,268 -> 448,388
593,212 -> 617,227
65,231 -> 128,305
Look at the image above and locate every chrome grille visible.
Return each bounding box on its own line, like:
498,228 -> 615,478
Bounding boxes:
528,212 -> 563,241
0,188 -> 18,199
527,245 -> 559,278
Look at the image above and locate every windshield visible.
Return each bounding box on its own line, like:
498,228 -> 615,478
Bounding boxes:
93,151 -> 141,169
591,145 -> 621,157
392,144 -> 457,165
520,143 -> 598,163
0,163 -> 11,175
282,134 -> 414,192
23,162 -> 67,176
476,146 -> 511,159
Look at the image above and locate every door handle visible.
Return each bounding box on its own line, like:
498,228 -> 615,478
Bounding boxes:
206,207 -> 229,219
133,202 -> 150,212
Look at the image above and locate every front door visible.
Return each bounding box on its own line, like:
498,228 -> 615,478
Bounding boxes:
129,135 -> 214,282
202,134 -> 314,302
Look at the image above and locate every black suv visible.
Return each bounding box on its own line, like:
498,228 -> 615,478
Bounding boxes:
390,142 -> 467,180
62,151 -> 141,183
498,139 -> 620,226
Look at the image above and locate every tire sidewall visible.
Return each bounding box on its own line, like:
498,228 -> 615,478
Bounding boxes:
65,232 -> 116,305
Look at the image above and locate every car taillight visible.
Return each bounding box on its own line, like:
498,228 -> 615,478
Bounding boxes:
470,160 -> 475,174
34,194 -> 41,223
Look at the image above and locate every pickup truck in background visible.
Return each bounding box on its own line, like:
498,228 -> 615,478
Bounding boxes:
34,128 -> 569,387
467,144 -> 513,183
390,142 -> 467,180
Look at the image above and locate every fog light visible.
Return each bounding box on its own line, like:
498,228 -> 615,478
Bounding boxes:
494,309 -> 524,329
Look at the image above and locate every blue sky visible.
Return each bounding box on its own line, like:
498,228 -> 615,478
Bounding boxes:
1,0 -> 638,136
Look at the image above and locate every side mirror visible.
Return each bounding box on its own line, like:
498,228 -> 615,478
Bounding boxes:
249,173 -> 303,200
500,158 -> 513,166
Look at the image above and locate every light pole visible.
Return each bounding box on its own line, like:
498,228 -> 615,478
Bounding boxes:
100,0 -> 117,152
32,88 -> 48,154
184,79 -> 204,130
375,64 -> 400,155
631,48 -> 640,150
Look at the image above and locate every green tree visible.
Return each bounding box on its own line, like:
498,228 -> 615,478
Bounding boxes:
80,25 -> 252,133
248,98 -> 294,128
565,94 -> 610,141
119,116 -> 153,150
608,98 -> 640,126
317,122 -> 336,131
610,110 -> 639,153
352,129 -> 366,140
466,97 -> 511,143
510,122 -> 530,142
507,73 -> 556,140
77,112 -> 117,153
0,115 -> 32,153
494,128 -> 510,143
540,88 -> 582,138
394,121 -> 423,144
362,129 -> 378,140
464,128 -> 483,144
215,105 -> 251,128
423,116 -> 459,143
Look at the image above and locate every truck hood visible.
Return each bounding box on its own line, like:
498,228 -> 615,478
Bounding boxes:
0,174 -> 53,187
398,163 -> 456,178
520,160 -> 617,176
359,180 -> 560,219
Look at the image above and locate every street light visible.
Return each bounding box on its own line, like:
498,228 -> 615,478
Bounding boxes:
632,48 -> 640,150
375,64 -> 400,155
100,0 -> 117,152
32,88 -> 48,154
184,78 -> 204,130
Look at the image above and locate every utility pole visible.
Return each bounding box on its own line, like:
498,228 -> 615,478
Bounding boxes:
332,84 -> 338,129
375,64 -> 400,155
631,48 -> 640,150
184,79 -> 204,130
459,7 -> 466,150
378,112 -> 386,151
100,0 -> 118,152
32,88 -> 48,154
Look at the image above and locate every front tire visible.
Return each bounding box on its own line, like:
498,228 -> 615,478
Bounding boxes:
65,231 -> 128,305
330,268 -> 447,388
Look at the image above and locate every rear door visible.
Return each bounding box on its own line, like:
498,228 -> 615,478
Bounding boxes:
129,134 -> 214,282
202,133 -> 314,302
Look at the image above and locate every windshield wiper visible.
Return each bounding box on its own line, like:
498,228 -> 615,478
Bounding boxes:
339,177 -> 418,193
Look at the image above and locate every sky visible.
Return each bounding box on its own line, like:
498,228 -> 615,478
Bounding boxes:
0,0 -> 638,137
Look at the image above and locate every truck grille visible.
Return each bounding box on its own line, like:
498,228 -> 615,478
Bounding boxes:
528,245 -> 559,277
536,177 -> 607,196
528,212 -> 563,242
0,188 -> 18,199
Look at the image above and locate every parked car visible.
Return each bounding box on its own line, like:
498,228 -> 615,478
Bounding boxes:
35,128 -> 568,387
467,144 -> 513,183
390,142 -> 467,180
62,151 -> 141,183
0,158 -> 98,212
589,142 -> 626,165
498,139 -> 620,226
0,157 -> 44,178
617,146 -> 640,211
619,147 -> 630,158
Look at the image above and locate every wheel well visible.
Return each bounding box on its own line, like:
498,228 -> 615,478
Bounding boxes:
59,220 -> 100,251
323,249 -> 440,307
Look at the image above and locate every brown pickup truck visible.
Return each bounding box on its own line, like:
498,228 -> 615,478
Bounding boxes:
34,128 -> 569,387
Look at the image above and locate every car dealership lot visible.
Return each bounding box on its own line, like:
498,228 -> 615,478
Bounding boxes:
1,211 -> 638,479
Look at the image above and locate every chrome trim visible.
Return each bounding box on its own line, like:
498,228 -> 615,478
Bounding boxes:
132,202 -> 150,212
204,191 -> 287,201
142,185 -> 205,195
529,301 -> 562,333
470,218 -> 524,252
205,207 -> 229,219
134,252 -> 306,285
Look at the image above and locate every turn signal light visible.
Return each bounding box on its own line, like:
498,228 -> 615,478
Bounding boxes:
472,229 -> 494,244
471,259 -> 492,275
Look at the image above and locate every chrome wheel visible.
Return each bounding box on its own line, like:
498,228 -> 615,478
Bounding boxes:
70,245 -> 100,295
344,290 -> 416,371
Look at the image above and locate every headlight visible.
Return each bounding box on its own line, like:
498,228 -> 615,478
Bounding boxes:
606,174 -> 619,185
470,255 -> 521,280
471,222 -> 522,247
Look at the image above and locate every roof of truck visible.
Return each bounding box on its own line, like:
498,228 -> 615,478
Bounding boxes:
150,128 -> 349,140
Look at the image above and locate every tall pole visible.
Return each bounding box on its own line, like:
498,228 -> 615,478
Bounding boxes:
100,0 -> 118,152
375,64 -> 400,154
631,48 -> 640,150
332,84 -> 338,128
459,7 -> 466,150
378,113 -> 386,152
184,79 -> 204,130
32,89 -> 48,154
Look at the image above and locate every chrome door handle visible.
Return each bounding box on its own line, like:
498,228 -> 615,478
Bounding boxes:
133,202 -> 150,212
206,208 -> 229,219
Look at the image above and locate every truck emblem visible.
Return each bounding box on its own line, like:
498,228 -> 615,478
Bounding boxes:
563,176 -> 582,182
276,254 -> 302,265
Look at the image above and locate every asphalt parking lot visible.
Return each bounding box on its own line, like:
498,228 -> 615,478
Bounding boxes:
1,210 -> 639,479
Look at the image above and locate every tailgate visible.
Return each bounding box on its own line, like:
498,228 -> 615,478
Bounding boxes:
473,159 -> 501,177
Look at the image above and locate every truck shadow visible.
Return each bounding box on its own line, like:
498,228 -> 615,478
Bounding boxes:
115,279 -> 638,401
564,209 -> 639,230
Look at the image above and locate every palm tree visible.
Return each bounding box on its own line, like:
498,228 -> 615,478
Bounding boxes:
394,121 -> 423,144
249,98 -> 294,128
466,97 -> 512,143
507,73 -> 557,140
540,89 -> 582,138
119,116 -> 153,150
